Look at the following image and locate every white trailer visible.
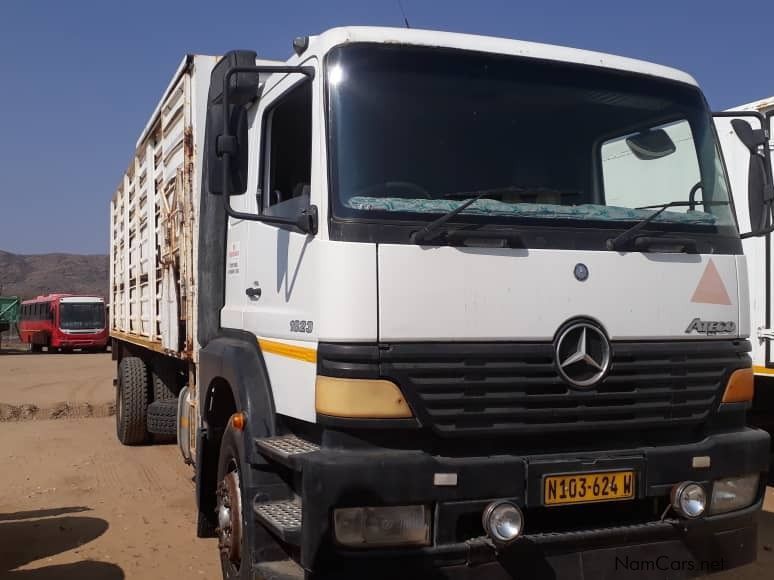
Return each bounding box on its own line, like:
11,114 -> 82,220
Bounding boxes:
110,28 -> 770,580
109,54 -> 281,444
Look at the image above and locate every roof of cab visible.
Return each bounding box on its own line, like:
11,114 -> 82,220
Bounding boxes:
296,26 -> 698,87
726,95 -> 774,114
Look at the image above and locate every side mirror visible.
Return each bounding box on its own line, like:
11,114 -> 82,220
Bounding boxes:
731,118 -> 767,151
204,53 -> 317,233
626,129 -> 676,160
205,50 -> 261,196
206,104 -> 249,195
731,119 -> 773,236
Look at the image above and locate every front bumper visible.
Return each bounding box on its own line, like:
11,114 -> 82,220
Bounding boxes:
56,335 -> 108,348
296,428 -> 769,578
313,511 -> 758,579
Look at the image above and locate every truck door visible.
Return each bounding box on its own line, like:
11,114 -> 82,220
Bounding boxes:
223,68 -> 320,423
766,111 -> 774,367
714,112 -> 771,368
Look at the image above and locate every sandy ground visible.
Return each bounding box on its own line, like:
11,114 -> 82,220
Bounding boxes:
0,352 -> 220,579
0,418 -> 220,579
0,352 -> 772,579
0,352 -> 115,420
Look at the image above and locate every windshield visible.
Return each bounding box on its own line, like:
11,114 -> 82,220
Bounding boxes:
326,44 -> 737,237
59,302 -> 105,331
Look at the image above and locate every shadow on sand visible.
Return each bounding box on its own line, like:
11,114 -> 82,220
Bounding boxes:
0,507 -> 124,579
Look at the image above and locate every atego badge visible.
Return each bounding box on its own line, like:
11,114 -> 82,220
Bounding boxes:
684,318 -> 736,335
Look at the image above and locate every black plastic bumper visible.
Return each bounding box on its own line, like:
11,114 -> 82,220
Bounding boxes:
305,512 -> 758,579
296,428 -> 769,578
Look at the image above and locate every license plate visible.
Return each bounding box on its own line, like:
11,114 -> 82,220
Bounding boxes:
543,470 -> 635,506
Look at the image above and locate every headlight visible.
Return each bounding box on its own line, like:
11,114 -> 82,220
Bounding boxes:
671,482 -> 707,519
710,474 -> 759,515
316,376 -> 413,418
482,501 -> 524,544
333,505 -> 430,547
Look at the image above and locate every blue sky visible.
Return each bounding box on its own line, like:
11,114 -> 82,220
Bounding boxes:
0,0 -> 772,254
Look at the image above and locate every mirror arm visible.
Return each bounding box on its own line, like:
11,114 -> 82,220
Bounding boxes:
741,224 -> 774,239
222,196 -> 318,234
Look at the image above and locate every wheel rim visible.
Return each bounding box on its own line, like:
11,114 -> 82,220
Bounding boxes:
217,461 -> 243,571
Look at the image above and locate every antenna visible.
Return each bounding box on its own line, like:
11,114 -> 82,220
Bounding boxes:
396,0 -> 411,28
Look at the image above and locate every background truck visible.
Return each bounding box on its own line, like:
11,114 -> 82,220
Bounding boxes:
110,27 -> 770,580
716,99 -> 774,469
0,295 -> 20,348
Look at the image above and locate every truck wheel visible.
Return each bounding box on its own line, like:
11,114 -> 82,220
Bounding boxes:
152,369 -> 176,401
217,425 -> 250,579
147,399 -> 177,439
31,343 -> 42,353
116,356 -> 150,445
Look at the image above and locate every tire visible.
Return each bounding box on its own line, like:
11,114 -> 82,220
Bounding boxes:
147,399 -> 177,437
217,425 -> 251,579
152,369 -> 176,401
116,356 -> 150,445
31,343 -> 42,353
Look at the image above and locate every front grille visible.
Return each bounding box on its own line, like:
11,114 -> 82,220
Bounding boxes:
319,340 -> 750,437
377,340 -> 749,436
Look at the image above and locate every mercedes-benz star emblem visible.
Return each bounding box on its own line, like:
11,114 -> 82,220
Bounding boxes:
555,322 -> 611,388
574,263 -> 589,281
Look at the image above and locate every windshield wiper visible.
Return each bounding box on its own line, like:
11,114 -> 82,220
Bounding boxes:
410,185 -> 576,244
410,192 -> 490,244
606,201 -> 727,251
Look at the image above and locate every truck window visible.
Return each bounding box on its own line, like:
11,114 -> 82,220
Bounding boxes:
601,120 -> 702,212
262,81 -> 312,219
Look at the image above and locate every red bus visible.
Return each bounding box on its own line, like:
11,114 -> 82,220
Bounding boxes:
18,294 -> 108,352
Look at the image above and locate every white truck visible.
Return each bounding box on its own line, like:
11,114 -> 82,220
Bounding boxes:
109,27 -> 770,580
716,99 -> 774,462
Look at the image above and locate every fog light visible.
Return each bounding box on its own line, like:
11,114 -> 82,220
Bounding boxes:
671,482 -> 707,519
482,501 -> 524,544
333,505 -> 430,547
710,474 -> 759,515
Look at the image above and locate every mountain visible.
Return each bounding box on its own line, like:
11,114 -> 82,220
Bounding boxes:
0,250 -> 108,300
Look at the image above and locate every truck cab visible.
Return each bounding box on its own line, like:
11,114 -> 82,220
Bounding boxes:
111,27 -> 771,580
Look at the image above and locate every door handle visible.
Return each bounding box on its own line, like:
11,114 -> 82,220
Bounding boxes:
245,286 -> 262,299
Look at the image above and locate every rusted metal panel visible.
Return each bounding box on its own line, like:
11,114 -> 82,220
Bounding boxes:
109,55 -> 219,362
729,96 -> 774,115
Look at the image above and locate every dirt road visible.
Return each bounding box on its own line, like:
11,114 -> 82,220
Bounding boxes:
0,352 -> 772,579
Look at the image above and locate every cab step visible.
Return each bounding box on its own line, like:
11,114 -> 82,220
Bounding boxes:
253,498 -> 302,545
254,434 -> 320,470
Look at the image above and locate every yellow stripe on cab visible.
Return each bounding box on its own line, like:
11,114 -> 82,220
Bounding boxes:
258,339 -> 317,363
